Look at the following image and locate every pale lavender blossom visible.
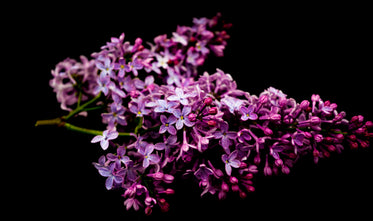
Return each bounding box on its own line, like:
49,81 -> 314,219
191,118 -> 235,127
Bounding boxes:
159,115 -> 177,135
96,57 -> 115,77
221,151 -> 241,176
91,130 -> 119,150
138,144 -> 160,168
97,163 -> 125,190
167,87 -> 195,106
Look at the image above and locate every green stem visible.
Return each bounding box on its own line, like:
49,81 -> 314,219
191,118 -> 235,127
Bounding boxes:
35,118 -> 132,136
63,122 -> 132,136
35,92 -> 133,137
63,92 -> 102,120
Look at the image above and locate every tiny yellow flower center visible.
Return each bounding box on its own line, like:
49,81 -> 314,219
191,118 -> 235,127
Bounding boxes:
180,116 -> 184,120
120,64 -> 124,69
138,111 -> 142,115
165,123 -> 169,127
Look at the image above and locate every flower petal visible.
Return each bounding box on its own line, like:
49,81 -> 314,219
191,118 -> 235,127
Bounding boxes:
105,176 -> 114,190
91,135 -> 103,143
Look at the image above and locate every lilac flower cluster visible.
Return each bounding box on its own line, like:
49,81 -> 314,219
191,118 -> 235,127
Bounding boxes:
44,14 -> 372,215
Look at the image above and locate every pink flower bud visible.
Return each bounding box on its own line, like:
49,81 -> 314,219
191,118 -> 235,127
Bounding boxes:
259,95 -> 269,104
164,188 -> 175,195
300,100 -> 310,110
314,134 -> 323,142
264,127 -> 273,135
327,145 -> 336,152
246,185 -> 255,192
163,174 -> 174,183
229,176 -> 238,184
239,162 -> 247,168
188,113 -> 197,122
282,166 -> 290,174
310,116 -> 321,125
275,159 -> 283,167
221,182 -> 229,192
147,172 -> 164,180
145,207 -> 152,215
365,121 -> 373,128
207,120 -> 216,126
270,114 -> 281,121
311,94 -> 320,102
208,107 -> 218,114
239,191 -> 247,199
204,97 -> 213,105
231,184 -> 240,192
244,173 -> 254,180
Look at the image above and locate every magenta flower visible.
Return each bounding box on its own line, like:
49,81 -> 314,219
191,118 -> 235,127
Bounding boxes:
240,105 -> 258,121
91,130 -> 119,150
221,150 -> 241,176
213,123 -> 237,153
138,144 -> 160,168
114,57 -> 126,77
194,164 -> 213,181
172,106 -> 195,130
106,146 -> 130,168
159,115 -> 177,135
125,57 -> 143,76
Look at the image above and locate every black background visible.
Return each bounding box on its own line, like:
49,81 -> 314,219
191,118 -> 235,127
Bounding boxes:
5,8 -> 373,221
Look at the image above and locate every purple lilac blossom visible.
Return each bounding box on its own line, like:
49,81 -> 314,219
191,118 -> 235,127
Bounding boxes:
45,14 -> 372,216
